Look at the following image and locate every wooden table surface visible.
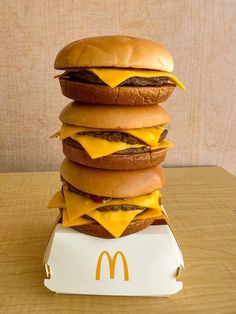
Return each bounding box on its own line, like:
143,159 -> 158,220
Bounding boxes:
0,167 -> 235,314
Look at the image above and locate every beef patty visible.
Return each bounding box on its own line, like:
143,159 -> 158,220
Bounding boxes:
61,180 -> 149,222
64,128 -> 168,154
80,128 -> 167,143
60,70 -> 175,87
61,178 -> 161,219
66,138 -> 168,154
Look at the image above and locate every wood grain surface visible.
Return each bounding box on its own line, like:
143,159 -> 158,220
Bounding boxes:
0,0 -> 236,174
0,167 -> 236,314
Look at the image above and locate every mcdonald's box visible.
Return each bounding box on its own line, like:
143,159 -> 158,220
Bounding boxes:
44,223 -> 184,296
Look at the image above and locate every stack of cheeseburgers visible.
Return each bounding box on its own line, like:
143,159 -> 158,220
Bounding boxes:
48,36 -> 185,238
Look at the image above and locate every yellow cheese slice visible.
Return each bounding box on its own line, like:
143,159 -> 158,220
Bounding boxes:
151,140 -> 174,150
58,123 -> 168,146
60,124 -> 90,140
64,209 -> 165,233
64,188 -> 161,221
71,134 -> 144,159
49,188 -> 161,219
52,125 -> 173,157
63,188 -> 96,220
124,127 -> 166,147
63,209 -> 93,227
48,189 -> 162,237
85,68 -> 186,90
134,208 -> 163,220
47,191 -> 66,208
88,209 -> 142,238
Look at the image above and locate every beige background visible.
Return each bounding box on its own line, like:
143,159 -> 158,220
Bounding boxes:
0,0 -> 236,174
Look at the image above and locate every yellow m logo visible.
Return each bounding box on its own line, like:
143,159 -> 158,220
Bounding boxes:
95,250 -> 129,281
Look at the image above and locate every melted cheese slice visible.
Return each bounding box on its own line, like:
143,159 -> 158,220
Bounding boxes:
125,127 -> 166,147
63,188 -> 96,219
85,68 -> 186,89
70,134 -> 144,159
51,125 -> 173,158
64,188 -> 161,221
134,208 -> 163,220
151,140 -> 174,150
59,123 -> 167,147
63,209 -> 93,227
60,124 -> 91,140
48,189 -> 163,237
88,209 -> 142,238
48,191 -> 66,208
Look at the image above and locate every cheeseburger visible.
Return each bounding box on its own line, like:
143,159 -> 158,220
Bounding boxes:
54,35 -> 185,105
52,102 -> 173,170
48,158 -> 166,238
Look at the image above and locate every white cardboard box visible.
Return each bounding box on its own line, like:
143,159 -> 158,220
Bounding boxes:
44,224 -> 184,296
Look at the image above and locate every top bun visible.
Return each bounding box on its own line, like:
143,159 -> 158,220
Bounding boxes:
59,102 -> 169,129
60,158 -> 164,198
54,35 -> 174,72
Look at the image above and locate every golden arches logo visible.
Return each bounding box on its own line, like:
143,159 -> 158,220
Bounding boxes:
95,250 -> 129,281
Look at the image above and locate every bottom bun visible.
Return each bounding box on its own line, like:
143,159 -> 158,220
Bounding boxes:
59,79 -> 175,105
62,141 -> 167,170
72,218 -> 155,238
